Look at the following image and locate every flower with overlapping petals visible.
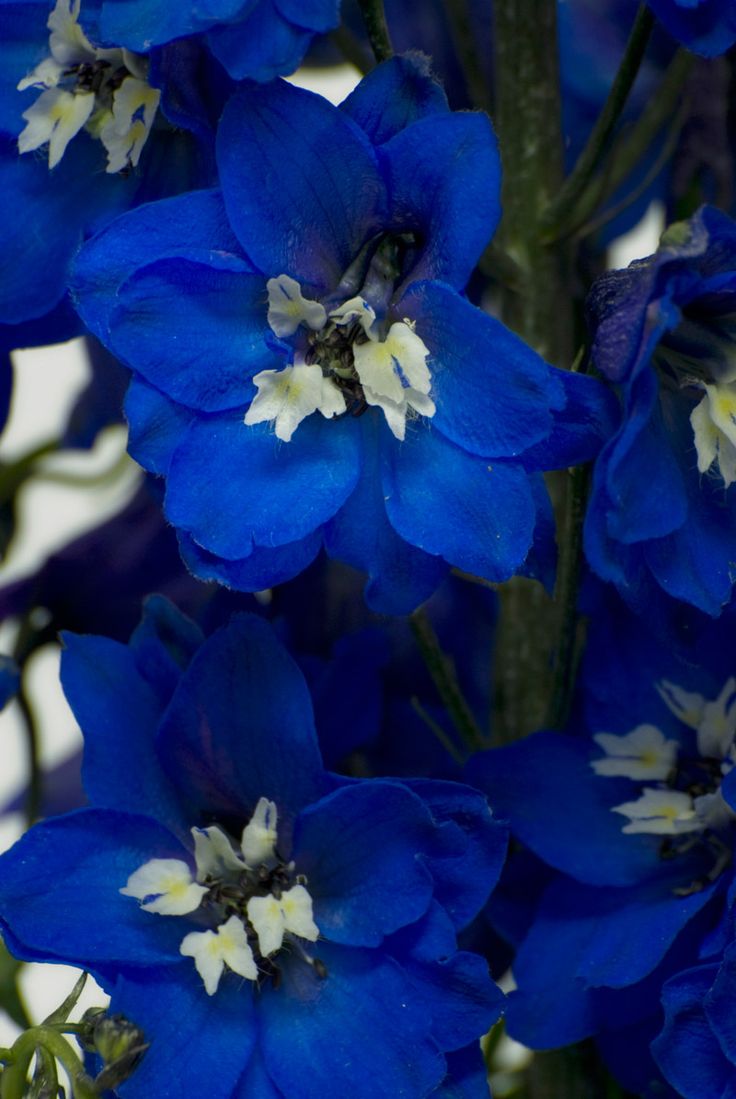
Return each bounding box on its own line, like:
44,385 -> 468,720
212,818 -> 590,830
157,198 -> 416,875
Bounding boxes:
72,55 -> 614,613
584,206 -> 736,617
0,598 -> 507,1098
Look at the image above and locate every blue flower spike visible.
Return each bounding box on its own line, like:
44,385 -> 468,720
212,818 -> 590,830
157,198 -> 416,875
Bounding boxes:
0,603 -> 508,1098
73,56 -> 615,613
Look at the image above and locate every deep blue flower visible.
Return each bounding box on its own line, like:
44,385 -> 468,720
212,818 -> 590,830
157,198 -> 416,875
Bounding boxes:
0,598 -> 507,1098
72,55 -> 614,613
469,592 -> 736,1095
647,0 -> 736,56
87,0 -> 341,83
0,0 -> 227,328
584,205 -> 736,617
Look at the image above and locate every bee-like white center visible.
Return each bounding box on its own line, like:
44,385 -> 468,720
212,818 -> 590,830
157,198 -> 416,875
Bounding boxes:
17,0 -> 160,172
244,274 -> 435,442
121,797 -> 320,995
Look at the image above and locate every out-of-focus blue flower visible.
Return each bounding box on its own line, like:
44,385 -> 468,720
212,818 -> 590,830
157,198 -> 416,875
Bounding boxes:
89,0 -> 341,83
584,205 -> 736,617
0,0 -> 227,328
72,55 -> 614,613
469,592 -> 736,1095
0,598 -> 507,1097
647,0 -> 736,57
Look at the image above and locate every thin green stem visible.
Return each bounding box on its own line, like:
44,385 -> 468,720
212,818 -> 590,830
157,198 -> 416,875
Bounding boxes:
410,697 -> 465,766
356,0 -> 393,63
17,686 -> 41,828
541,4 -> 655,236
410,609 -> 486,753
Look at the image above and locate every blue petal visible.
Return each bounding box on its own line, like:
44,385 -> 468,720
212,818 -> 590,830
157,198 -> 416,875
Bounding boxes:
128,594 -> 204,703
98,0 -> 247,50
652,964 -> 731,1098
72,188 -> 242,343
111,964 -> 257,1099
520,367 -> 620,470
382,113 -> 500,290
166,412 -> 361,556
704,944 -> 736,1064
178,529 -> 322,591
216,80 -> 384,291
273,0 -> 340,33
156,615 -> 326,828
111,258 -> 274,411
382,423 -> 537,582
647,0 -> 736,57
208,4 -> 312,81
469,732 -> 664,887
324,415 -> 447,613
0,809 -> 190,972
0,655 -> 19,710
124,379 -> 194,475
399,778 -> 508,931
340,54 -> 449,146
435,1044 -> 490,1099
60,633 -> 187,833
402,951 -> 503,1053
234,1048 -> 285,1099
399,281 -> 562,457
259,942 -> 446,1099
293,782 -> 437,946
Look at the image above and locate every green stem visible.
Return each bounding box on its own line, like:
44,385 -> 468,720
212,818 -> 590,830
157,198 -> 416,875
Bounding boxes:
410,697 -> 465,766
356,0 -> 393,63
328,25 -> 372,74
547,462 -> 589,729
17,686 -> 41,828
410,609 -> 486,752
541,4 -> 655,237
2,1028 -> 97,1099
443,0 -> 491,112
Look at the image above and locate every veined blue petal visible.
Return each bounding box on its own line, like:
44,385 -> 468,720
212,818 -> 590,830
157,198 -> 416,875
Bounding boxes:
382,423 -> 537,582
72,188 -> 242,342
124,378 -> 195,476
156,615 -> 326,828
292,782 -> 437,946
208,4 -> 312,81
259,942 -> 446,1099
340,54 -> 449,146
111,258 -> 274,411
0,809 -> 189,972
165,412 -> 361,557
382,112 -> 500,290
217,80 -> 384,292
178,529 -> 322,592
399,281 -> 561,458
653,964 -> 731,1098
111,964 -> 257,1099
60,633 -> 187,833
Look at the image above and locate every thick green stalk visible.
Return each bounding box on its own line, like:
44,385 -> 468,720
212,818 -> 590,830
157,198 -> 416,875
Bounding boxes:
356,0 -> 393,63
491,0 -> 573,744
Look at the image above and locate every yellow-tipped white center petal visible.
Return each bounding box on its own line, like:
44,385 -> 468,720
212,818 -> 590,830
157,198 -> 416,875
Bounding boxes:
691,382 -> 736,488
100,77 -> 160,173
591,725 -> 678,781
120,858 -> 208,915
245,364 -> 346,442
192,825 -> 246,881
180,916 -> 258,996
267,275 -> 327,337
611,788 -> 700,835
240,797 -> 279,868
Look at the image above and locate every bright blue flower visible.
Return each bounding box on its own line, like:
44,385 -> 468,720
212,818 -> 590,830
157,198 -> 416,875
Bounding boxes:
0,0 -> 227,327
0,599 -> 507,1098
647,0 -> 736,56
469,593 -> 736,1094
72,55 -> 614,613
584,206 -> 736,617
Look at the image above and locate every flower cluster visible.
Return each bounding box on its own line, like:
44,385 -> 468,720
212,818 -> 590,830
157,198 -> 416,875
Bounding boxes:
2,3 -> 736,1098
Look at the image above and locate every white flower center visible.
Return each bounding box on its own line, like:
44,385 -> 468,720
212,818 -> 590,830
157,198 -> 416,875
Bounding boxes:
591,678 -> 736,841
690,381 -> 736,488
17,0 -> 160,172
245,274 -> 435,442
120,797 -> 321,995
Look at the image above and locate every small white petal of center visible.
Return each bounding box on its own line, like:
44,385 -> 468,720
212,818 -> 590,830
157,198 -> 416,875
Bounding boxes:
245,364 -> 346,442
329,296 -> 377,337
18,88 -> 95,168
247,884 -> 319,958
99,77 -> 161,174
691,382 -> 736,488
591,725 -> 678,781
192,825 -> 245,881
120,858 -> 208,915
241,797 -> 279,868
353,321 -> 434,440
267,275 -> 327,337
180,916 -> 258,996
611,788 -> 701,835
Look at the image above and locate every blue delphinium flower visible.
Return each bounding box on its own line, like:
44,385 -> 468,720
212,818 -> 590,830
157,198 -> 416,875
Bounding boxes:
0,0 -> 227,327
72,55 -> 614,613
88,0 -> 341,82
584,206 -> 736,617
470,593 -> 736,1096
647,0 -> 736,56
0,597 -> 507,1098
